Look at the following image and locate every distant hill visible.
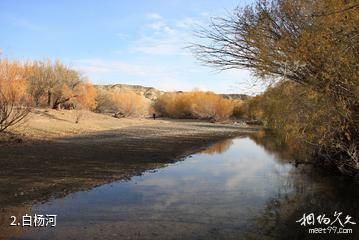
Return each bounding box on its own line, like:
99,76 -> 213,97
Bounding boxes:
220,94 -> 250,100
95,84 -> 163,101
95,84 -> 249,101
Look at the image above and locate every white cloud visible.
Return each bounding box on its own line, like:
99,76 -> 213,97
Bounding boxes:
73,13 -> 257,94
175,17 -> 201,29
146,13 -> 162,20
130,15 -> 196,56
131,36 -> 181,55
147,21 -> 166,31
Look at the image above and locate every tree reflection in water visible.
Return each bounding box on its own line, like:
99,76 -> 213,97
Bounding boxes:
200,139 -> 233,155
247,130 -> 359,240
250,129 -> 312,164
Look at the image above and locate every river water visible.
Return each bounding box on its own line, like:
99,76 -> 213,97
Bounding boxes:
3,135 -> 359,240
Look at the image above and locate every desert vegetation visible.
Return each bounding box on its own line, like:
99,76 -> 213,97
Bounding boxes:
154,91 -> 236,121
192,0 -> 358,170
0,57 -> 240,134
96,88 -> 237,120
25,60 -> 96,110
93,87 -> 151,117
0,59 -> 99,130
0,60 -> 31,132
0,58 -> 158,131
110,88 -> 150,117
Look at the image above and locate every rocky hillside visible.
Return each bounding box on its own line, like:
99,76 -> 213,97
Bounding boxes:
95,84 -> 248,101
220,94 -> 249,100
95,84 -> 163,101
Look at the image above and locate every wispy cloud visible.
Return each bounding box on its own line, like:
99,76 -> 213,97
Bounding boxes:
131,36 -> 181,55
129,14 -> 199,56
146,12 -> 162,20
175,17 -> 201,29
74,13 -> 259,94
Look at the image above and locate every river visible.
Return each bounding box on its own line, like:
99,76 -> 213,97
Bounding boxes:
2,134 -> 359,240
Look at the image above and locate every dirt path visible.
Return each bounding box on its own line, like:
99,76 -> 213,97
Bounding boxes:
0,119 -> 257,208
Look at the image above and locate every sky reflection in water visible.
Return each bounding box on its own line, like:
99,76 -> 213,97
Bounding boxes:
13,136 -> 359,240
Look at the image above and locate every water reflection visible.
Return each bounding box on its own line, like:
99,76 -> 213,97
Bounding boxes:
3,135 -> 359,240
200,139 -> 233,155
250,129 -> 312,163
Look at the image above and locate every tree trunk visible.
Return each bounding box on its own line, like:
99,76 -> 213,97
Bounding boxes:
47,90 -> 52,107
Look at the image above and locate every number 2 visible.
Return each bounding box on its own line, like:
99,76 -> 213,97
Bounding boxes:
10,216 -> 17,226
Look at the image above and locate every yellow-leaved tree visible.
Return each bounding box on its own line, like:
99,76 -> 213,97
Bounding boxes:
192,0 -> 358,168
0,60 -> 31,132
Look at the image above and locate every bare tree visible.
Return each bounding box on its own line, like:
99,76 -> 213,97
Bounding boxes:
26,61 -> 52,107
191,0 -> 358,100
50,61 -> 82,109
0,90 -> 30,132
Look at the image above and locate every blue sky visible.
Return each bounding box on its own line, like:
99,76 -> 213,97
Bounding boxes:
0,0 -> 264,94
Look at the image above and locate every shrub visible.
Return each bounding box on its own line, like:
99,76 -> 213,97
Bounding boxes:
95,88 -> 114,113
0,60 -> 30,132
111,89 -> 150,117
154,91 -> 235,121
